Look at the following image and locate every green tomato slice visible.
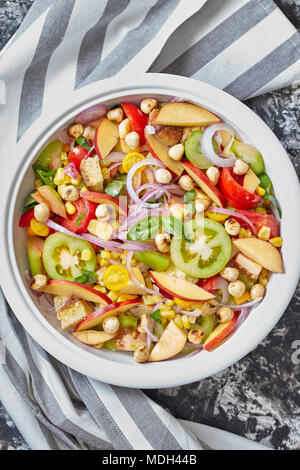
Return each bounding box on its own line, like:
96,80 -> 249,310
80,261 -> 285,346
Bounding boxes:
170,218 -> 231,278
42,232 -> 96,281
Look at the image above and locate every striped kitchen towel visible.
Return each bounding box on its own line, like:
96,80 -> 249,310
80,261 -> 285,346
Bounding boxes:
0,0 -> 299,450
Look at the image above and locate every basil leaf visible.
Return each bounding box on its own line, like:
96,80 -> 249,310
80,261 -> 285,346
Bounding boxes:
150,309 -> 162,324
22,194 -> 37,214
75,212 -> 85,227
127,216 -> 160,241
32,162 -> 61,186
258,173 -> 282,218
104,174 -> 127,197
183,190 -> 196,204
75,134 -> 91,150
74,270 -> 95,284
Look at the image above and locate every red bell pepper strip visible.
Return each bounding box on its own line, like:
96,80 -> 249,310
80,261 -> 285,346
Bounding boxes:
219,168 -> 261,210
19,208 -> 35,227
197,275 -> 219,293
121,103 -> 148,145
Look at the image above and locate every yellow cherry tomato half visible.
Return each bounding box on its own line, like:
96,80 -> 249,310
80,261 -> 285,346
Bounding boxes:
30,218 -> 49,237
122,152 -> 145,174
103,265 -> 129,291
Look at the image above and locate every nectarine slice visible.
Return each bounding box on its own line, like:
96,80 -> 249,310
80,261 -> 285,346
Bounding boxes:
145,132 -> 183,176
37,185 -> 67,218
150,271 -> 215,301
203,313 -> 238,351
42,280 -> 111,304
72,330 -> 116,345
153,102 -> 221,127
148,320 -> 187,362
94,118 -> 119,159
233,238 -> 283,273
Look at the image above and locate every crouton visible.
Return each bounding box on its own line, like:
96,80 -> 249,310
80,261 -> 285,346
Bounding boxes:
80,156 -> 103,192
55,297 -> 94,330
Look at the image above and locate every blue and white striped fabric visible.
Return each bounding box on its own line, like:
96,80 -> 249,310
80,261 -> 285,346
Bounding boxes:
0,0 -> 298,450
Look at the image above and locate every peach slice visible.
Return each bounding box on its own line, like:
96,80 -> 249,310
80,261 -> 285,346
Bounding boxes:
182,161 -> 227,207
81,191 -> 127,217
72,330 -> 116,346
153,102 -> 221,127
37,185 -> 67,218
94,118 -> 119,159
233,238 -> 283,273
145,132 -> 183,177
203,313 -> 238,351
119,268 -> 146,295
243,168 -> 260,193
148,320 -> 187,362
41,280 -> 111,304
75,299 -> 141,331
31,191 -> 48,205
150,271 -> 215,301
27,236 -> 44,276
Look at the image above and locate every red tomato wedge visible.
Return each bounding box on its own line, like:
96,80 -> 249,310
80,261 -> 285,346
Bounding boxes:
68,146 -> 90,171
19,208 -> 35,227
59,198 -> 97,234
121,103 -> 148,145
234,209 -> 279,238
219,168 -> 261,210
197,275 -> 219,293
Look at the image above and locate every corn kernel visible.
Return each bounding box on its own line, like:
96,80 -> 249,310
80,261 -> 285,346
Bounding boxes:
111,251 -> 121,260
81,185 -> 88,192
256,186 -> 266,196
94,343 -> 104,349
239,227 -> 252,238
100,259 -> 109,267
81,249 -> 92,261
259,268 -> 269,286
258,225 -> 271,241
234,291 -> 250,305
174,314 -> 183,329
102,168 -> 110,180
145,277 -> 153,290
101,249 -> 112,259
142,295 -> 162,305
93,285 -> 107,293
181,314 -> 190,329
54,168 -> 65,185
174,297 -> 194,308
255,207 -> 267,214
30,218 -> 49,237
165,299 -> 175,307
117,294 -> 138,302
161,309 -> 175,320
269,237 -> 282,248
65,201 -> 76,215
35,179 -> 42,188
205,211 -> 229,223
107,291 -> 119,302
60,151 -> 68,162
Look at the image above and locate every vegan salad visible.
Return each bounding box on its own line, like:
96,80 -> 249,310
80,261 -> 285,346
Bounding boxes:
20,98 -> 284,363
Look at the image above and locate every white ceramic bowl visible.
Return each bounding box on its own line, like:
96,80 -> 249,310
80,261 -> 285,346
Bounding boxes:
1,74 -> 300,388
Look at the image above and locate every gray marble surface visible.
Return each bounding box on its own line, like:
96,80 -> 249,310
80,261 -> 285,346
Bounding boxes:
0,0 -> 299,451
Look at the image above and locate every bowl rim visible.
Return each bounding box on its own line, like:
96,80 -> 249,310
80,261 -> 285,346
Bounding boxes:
1,73 -> 300,389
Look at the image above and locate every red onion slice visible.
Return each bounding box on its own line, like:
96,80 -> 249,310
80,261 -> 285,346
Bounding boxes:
201,123 -> 236,167
64,161 -> 79,180
126,158 -> 165,208
207,206 -> 257,235
75,103 -> 108,125
180,308 -> 202,318
101,151 -> 125,166
126,251 -> 163,296
235,306 -> 250,330
213,277 -> 229,304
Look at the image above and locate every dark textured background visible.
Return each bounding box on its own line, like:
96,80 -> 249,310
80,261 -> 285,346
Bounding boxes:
0,0 -> 299,450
